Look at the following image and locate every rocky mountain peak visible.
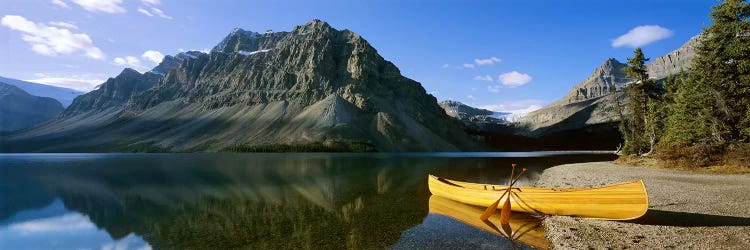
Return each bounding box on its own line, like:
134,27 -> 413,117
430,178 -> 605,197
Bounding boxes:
6,19 -> 479,152
550,58 -> 627,106
120,67 -> 142,76
149,51 -> 206,76
63,67 -> 161,116
647,35 -> 699,79
294,19 -> 333,30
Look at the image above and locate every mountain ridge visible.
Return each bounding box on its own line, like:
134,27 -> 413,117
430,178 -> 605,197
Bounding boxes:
0,76 -> 83,107
517,35 -> 700,137
0,82 -> 64,132
2,20 -> 479,152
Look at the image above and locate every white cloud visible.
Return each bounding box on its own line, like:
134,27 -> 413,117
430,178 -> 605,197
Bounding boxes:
474,56 -> 501,66
51,0 -> 71,9
114,56 -> 142,69
141,0 -> 160,5
612,25 -> 673,48
498,71 -> 532,87
473,75 -> 493,82
487,85 -> 501,93
1,15 -> 105,60
150,7 -> 172,20
26,73 -> 105,92
101,233 -> 153,250
70,0 -> 125,14
48,21 -> 78,29
9,213 -> 95,234
137,8 -> 153,17
441,64 -> 450,69
141,50 -> 164,64
462,63 -> 475,69
466,95 -> 475,100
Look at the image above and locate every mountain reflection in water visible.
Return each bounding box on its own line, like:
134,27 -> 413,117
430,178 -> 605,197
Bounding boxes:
0,153 -> 615,249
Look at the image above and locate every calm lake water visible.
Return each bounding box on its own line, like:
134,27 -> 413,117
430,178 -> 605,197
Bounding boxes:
0,152 -> 616,249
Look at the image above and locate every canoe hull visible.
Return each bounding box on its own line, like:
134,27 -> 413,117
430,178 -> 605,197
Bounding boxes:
427,175 -> 648,220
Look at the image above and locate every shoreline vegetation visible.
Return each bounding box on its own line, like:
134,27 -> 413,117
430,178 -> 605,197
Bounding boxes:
615,142 -> 750,174
221,140 -> 377,153
616,0 -> 749,173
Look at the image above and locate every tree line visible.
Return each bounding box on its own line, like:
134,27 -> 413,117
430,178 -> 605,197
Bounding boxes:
619,0 -> 749,167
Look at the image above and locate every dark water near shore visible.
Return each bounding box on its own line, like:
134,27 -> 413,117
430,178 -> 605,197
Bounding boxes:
0,152 -> 616,249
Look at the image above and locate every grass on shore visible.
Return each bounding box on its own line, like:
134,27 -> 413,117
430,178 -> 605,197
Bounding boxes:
615,143 -> 750,174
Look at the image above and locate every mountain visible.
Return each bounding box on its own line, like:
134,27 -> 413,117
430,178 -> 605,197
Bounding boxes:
148,51 -> 205,76
438,100 -> 507,124
517,35 -> 700,137
0,76 -> 83,107
549,58 -> 628,107
1,20 -> 479,152
0,82 -> 64,132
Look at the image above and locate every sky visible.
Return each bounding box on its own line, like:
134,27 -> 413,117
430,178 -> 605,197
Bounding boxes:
0,0 -> 716,114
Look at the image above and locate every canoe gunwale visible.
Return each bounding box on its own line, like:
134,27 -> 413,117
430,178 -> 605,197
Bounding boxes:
427,175 -> 649,220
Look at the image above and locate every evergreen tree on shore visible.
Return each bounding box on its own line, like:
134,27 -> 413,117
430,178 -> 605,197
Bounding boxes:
662,0 -> 750,146
621,48 -> 659,155
657,0 -> 750,167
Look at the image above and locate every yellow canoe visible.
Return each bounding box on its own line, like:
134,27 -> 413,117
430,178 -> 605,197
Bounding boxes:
427,175 -> 648,220
429,195 -> 550,249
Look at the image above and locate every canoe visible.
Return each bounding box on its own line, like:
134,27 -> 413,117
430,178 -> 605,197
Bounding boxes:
429,195 -> 550,250
427,175 -> 648,220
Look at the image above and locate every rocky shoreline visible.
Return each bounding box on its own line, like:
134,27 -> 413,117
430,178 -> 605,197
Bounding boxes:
534,162 -> 750,249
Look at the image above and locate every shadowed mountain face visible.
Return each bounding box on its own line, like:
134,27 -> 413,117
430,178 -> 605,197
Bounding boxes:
1,20 -> 478,152
517,35 -> 700,139
0,82 -> 64,132
0,76 -> 83,107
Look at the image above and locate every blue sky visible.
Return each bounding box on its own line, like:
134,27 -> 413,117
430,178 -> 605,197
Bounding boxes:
1,0 -> 715,113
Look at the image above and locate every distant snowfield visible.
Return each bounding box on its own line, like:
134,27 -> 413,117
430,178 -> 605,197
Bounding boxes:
238,49 -> 273,56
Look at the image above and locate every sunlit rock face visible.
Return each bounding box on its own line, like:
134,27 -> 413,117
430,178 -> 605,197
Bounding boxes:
647,35 -> 699,80
2,19 -> 479,152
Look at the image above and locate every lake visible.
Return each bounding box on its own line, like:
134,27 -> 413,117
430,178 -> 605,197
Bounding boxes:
0,152 -> 616,249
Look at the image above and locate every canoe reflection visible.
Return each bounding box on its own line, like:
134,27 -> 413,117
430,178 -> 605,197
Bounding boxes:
429,195 -> 550,250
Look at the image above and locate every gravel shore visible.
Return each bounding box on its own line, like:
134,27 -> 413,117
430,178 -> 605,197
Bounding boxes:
534,162 -> 750,249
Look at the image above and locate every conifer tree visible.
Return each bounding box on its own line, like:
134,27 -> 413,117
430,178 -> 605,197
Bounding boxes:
621,48 -> 658,155
663,0 -> 750,146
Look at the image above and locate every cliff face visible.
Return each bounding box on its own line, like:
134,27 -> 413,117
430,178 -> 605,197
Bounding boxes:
2,20 -> 478,152
647,35 -> 699,79
63,68 -> 161,116
518,35 -> 700,137
0,82 -> 64,131
551,58 -> 627,107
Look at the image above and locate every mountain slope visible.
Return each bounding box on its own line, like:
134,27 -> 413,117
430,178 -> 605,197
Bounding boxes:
0,76 -> 83,107
2,20 -> 478,152
0,82 -> 64,132
518,35 -> 699,137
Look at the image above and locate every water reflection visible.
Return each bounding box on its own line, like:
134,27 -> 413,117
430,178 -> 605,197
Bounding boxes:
393,196 -> 548,249
0,153 -> 614,249
0,199 -> 151,250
